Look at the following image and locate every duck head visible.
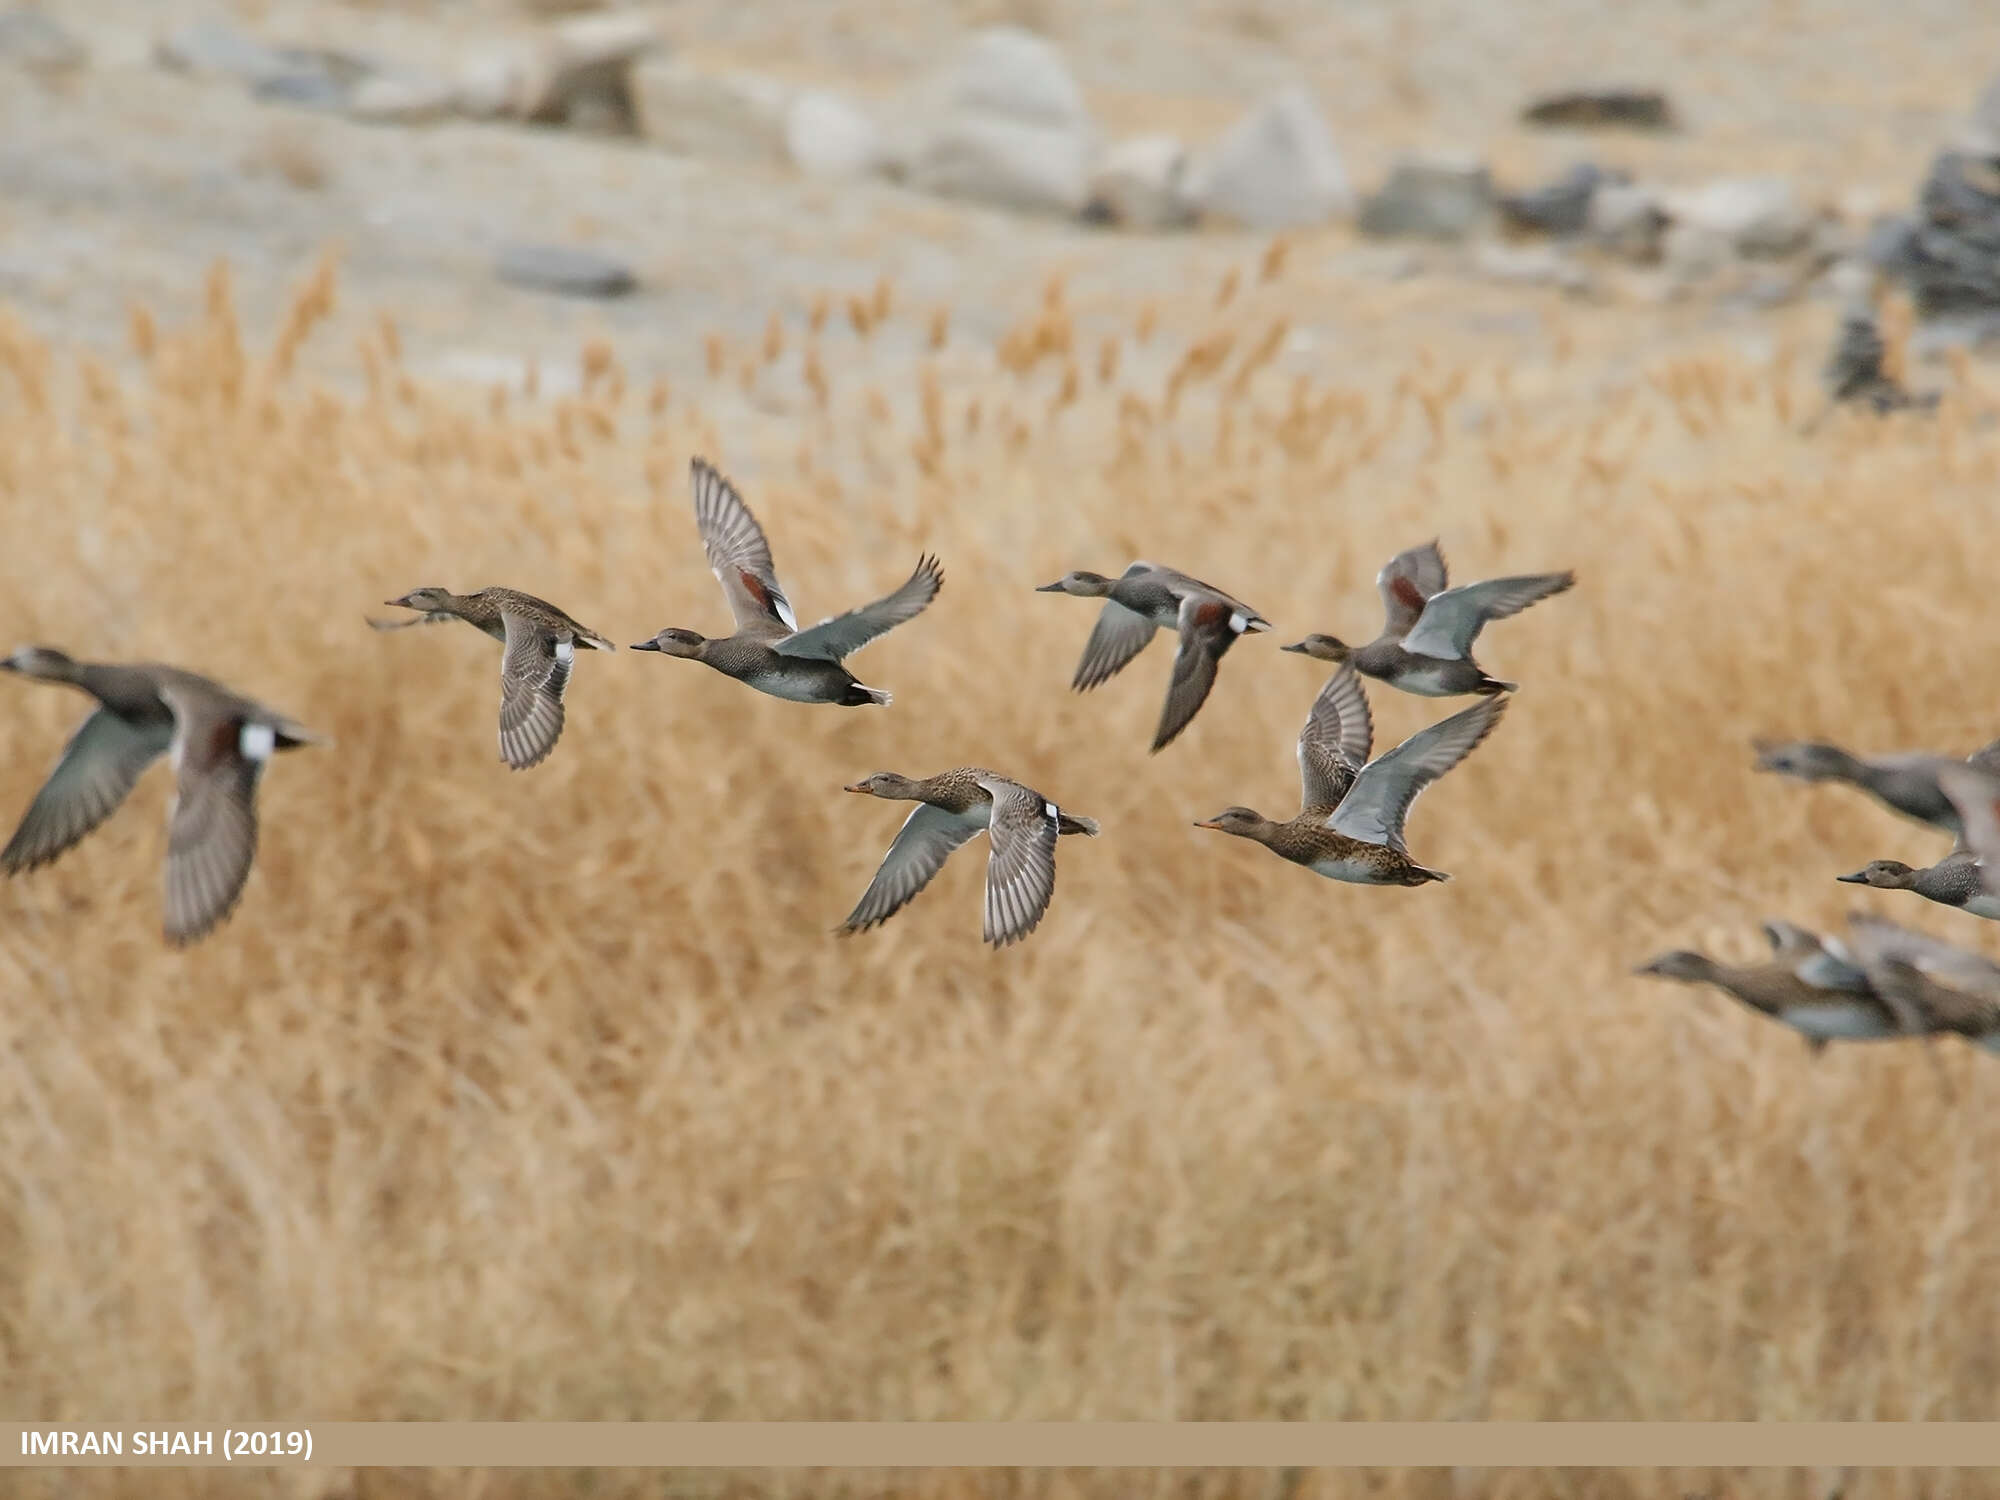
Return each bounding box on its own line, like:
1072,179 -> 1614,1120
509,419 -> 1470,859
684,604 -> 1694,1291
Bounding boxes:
1281,634 -> 1351,664
631,628 -> 707,658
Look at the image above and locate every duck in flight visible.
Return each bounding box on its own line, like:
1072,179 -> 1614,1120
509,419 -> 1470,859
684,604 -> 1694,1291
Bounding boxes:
370,586 -> 618,771
1036,561 -> 1272,753
1283,540 -> 1573,698
0,647 -> 322,945
1194,662 -> 1507,886
632,458 -> 943,708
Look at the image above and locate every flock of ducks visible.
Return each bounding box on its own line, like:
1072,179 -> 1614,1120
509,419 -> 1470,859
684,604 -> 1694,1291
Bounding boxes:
1639,735 -> 2000,1073
2,459 -> 1580,949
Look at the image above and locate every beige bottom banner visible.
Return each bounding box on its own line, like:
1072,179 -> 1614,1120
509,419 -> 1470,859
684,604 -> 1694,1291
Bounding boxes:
5,1424 -> 2000,1467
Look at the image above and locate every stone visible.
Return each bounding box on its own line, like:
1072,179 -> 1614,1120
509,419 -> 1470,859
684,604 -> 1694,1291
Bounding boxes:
154,21 -> 372,97
1885,150 -> 2000,319
899,27 -> 1097,216
495,244 -> 637,299
346,71 -> 461,125
0,8 -> 85,72
535,11 -> 659,132
1184,85 -> 1351,230
1472,242 -> 1593,293
634,56 -> 793,164
1498,162 -> 1621,237
1660,222 -> 1734,283
1357,151 -> 1493,240
1083,134 -> 1195,230
784,89 -> 885,179
1663,177 -> 1812,258
1585,181 -> 1669,260
1521,87 -> 1675,131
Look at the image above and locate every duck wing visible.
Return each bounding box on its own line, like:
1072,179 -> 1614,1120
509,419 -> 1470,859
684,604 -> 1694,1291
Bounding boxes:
776,554 -> 944,662
1,705 -> 174,874
839,801 -> 981,934
1327,694 -> 1508,853
1151,596 -> 1245,753
154,685 -> 279,946
496,611 -> 574,771
1377,540 -> 1450,638
1399,571 -> 1576,661
1071,599 -> 1160,691
977,776 -> 1063,947
1296,663 -> 1374,811
690,457 -> 798,641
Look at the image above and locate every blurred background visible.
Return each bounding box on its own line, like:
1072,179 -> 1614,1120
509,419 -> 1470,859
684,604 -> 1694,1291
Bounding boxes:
4,2 -> 2000,1498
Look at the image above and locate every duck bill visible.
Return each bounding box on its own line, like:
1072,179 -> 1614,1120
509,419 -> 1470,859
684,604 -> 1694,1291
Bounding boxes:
842,782 -> 871,794
1193,818 -> 1222,830
1034,581 -> 1066,593
1279,640 -> 1310,653
1834,869 -> 1869,884
629,640 -> 661,652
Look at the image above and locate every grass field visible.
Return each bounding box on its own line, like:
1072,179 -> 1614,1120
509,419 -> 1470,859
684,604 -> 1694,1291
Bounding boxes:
4,254 -> 2000,1500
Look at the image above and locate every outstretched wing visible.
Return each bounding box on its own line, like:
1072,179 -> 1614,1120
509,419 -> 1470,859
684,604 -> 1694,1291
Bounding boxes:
1152,598 -> 1243,754
1,706 -> 174,874
1377,541 -> 1450,638
1070,600 -> 1158,691
1938,764 -> 2000,884
777,554 -> 945,662
1399,571 -> 1576,661
690,457 -> 798,640
155,695 -> 268,947
839,802 -> 980,934
1327,694 -> 1508,853
977,778 -> 1062,947
496,611 -> 573,771
1296,663 -> 1374,811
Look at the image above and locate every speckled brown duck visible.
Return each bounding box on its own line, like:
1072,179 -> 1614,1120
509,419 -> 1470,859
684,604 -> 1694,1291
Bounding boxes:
632,458 -> 943,708
0,646 -> 322,945
839,767 -> 1098,948
370,585 -> 617,771
1634,920 -> 1901,1054
1194,662 -> 1506,886
1036,561 -> 1272,753
1283,540 -> 1574,698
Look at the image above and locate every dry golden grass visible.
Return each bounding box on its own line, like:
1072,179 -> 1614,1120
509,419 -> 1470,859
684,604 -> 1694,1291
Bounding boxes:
4,256 -> 2000,1500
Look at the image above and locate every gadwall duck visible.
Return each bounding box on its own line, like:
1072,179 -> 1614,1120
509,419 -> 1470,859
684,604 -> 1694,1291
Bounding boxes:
1837,851 -> 2000,921
1752,734 -> 2000,848
0,646 -> 322,945
370,586 -> 617,770
1283,540 -> 1574,698
1634,921 -> 1901,1054
1036,561 -> 1272,753
632,458 -> 943,708
1840,911 -> 2000,1055
839,767 -> 1098,947
1194,663 -> 1505,886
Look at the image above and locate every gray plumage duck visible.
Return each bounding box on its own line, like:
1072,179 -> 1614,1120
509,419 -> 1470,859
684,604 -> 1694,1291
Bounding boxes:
632,457 -> 943,708
1284,540 -> 1574,698
1036,561 -> 1272,753
370,586 -> 617,770
1753,734 -> 2000,848
0,646 -> 322,945
1195,663 -> 1507,886
1635,918 -> 1901,1055
839,767 -> 1098,947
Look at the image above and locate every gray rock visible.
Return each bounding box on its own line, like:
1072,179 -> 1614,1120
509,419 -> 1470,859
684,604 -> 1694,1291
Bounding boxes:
155,21 -> 372,98
1664,177 -> 1813,258
455,12 -> 658,133
1184,85 -> 1351,230
1885,150 -> 2000,319
1522,87 -> 1675,131
347,71 -> 461,125
1472,242 -> 1592,293
1083,134 -> 1195,230
0,8 -> 86,72
495,243 -> 638,298
1498,162 -> 1621,237
900,27 -> 1097,216
784,89 -> 885,179
1585,180 -> 1669,261
1822,309 -> 1937,414
633,56 -> 792,164
1357,151 -> 1492,240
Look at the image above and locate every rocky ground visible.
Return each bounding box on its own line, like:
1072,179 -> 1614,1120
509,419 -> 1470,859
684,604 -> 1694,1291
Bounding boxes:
0,0 -> 1993,416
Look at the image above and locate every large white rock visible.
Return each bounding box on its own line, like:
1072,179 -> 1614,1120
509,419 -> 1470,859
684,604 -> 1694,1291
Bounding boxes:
1184,86 -> 1352,230
1086,134 -> 1196,229
633,55 -> 793,164
1663,177 -> 1812,257
785,89 -> 886,179
899,27 -> 1097,216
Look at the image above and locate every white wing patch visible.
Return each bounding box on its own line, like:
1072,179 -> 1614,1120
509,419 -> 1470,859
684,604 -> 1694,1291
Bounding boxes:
555,638 -> 575,665
1044,801 -> 1058,818
238,723 -> 277,762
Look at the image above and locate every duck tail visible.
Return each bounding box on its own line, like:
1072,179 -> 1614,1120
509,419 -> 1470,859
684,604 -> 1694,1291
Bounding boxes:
1057,812 -> 1101,837
1478,675 -> 1517,695
577,631 -> 620,652
1405,865 -> 1451,885
846,684 -> 893,707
